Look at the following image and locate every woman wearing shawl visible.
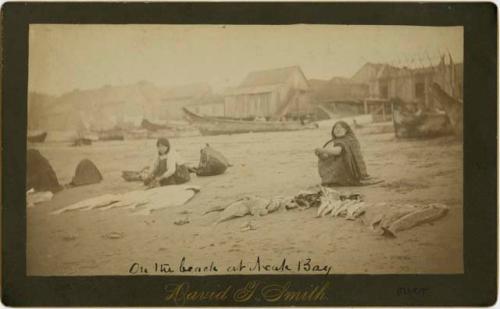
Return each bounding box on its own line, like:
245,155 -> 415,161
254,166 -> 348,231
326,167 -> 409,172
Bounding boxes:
315,121 -> 370,186
143,137 -> 191,187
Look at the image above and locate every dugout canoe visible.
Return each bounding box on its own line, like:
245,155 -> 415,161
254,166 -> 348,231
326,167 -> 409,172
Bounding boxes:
97,129 -> 125,141
141,119 -> 175,131
182,108 -> 317,136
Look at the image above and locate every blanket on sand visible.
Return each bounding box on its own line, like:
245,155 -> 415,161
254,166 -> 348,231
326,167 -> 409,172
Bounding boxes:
52,185 -> 200,216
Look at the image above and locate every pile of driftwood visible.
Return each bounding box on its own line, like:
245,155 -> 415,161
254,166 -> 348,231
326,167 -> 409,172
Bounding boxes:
207,186 -> 449,237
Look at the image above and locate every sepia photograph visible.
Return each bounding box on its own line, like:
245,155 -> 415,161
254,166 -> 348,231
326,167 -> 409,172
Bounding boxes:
26,24 -> 464,276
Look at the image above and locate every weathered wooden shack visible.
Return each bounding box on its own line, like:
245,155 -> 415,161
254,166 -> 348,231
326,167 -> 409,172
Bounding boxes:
309,77 -> 369,119
363,58 -> 463,108
185,94 -> 226,117
350,57 -> 463,121
224,66 -> 311,119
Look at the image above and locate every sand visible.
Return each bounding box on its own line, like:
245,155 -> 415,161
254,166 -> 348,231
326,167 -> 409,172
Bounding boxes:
27,127 -> 463,275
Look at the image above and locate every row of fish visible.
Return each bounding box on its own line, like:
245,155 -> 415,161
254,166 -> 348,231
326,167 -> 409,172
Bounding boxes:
53,182 -> 449,236
207,186 -> 449,237
206,187 -> 364,225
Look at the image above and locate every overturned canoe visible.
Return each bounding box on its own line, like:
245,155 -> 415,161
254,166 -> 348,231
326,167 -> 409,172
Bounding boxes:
72,138 -> 92,146
28,131 -> 48,143
392,106 -> 453,138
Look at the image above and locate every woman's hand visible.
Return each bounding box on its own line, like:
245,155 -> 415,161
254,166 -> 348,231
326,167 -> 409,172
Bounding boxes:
140,167 -> 150,181
315,148 -> 330,160
315,147 -> 342,159
147,177 -> 160,189
143,174 -> 159,188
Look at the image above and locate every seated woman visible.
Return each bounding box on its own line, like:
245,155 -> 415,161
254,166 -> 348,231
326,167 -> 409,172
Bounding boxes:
143,137 -> 191,187
315,121 -> 371,186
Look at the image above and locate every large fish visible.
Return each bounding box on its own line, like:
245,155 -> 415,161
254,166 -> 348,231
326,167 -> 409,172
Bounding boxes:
266,197 -> 286,213
316,186 -> 342,217
203,197 -> 246,215
345,202 -> 367,220
361,202 -> 389,227
317,198 -> 333,217
385,203 -> 449,236
379,204 -> 419,228
247,197 -> 271,216
215,200 -> 250,224
332,200 -> 358,217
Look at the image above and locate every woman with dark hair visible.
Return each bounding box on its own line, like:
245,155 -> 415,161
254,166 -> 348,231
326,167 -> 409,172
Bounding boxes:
143,137 -> 190,187
315,121 -> 371,186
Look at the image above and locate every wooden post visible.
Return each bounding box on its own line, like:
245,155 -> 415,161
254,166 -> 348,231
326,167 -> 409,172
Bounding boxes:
424,76 -> 429,108
390,101 -> 394,121
382,101 -> 386,121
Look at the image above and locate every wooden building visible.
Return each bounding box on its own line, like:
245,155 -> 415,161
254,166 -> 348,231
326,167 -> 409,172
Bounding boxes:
350,57 -> 463,121
223,66 -> 311,119
358,58 -> 463,107
185,94 -> 226,117
308,77 -> 369,119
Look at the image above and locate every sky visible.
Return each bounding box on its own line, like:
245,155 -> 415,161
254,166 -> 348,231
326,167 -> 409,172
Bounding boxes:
28,25 -> 463,96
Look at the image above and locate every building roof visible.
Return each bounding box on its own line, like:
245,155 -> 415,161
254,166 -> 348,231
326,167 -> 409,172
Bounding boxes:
309,77 -> 368,103
376,65 -> 408,79
375,62 -> 463,79
351,62 -> 386,83
307,79 -> 330,89
238,65 -> 309,89
225,84 -> 280,96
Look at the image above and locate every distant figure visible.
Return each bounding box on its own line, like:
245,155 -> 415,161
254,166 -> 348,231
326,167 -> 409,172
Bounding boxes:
70,159 -> 103,186
143,137 -> 190,187
315,121 -> 371,186
72,138 -> 92,147
27,149 -> 63,193
352,119 -> 363,129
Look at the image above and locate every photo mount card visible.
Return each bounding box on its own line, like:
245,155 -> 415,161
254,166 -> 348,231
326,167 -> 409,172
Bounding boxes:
1,2 -> 497,307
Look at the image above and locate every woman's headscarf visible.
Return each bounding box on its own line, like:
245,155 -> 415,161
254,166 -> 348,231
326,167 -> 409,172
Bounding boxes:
323,121 -> 368,181
156,137 -> 171,155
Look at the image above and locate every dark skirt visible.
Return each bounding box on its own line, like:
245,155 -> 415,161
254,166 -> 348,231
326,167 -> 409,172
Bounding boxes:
159,164 -> 191,186
318,155 -> 359,186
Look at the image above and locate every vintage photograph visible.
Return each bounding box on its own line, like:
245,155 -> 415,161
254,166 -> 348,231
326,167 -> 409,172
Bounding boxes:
26,24 -> 463,276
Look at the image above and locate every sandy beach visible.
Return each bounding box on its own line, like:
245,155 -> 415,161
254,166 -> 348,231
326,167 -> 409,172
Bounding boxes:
27,127 -> 463,275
